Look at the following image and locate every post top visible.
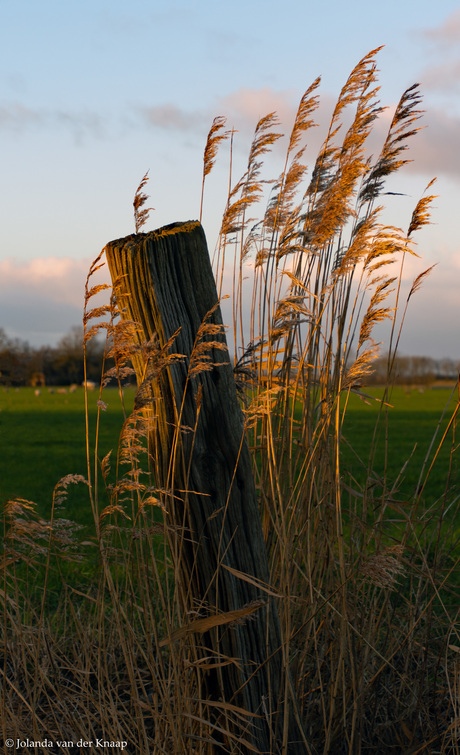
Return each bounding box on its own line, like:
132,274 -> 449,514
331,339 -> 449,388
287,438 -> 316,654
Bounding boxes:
106,220 -> 202,249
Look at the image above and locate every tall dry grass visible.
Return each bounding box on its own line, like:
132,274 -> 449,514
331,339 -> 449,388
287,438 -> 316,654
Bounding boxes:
1,48 -> 459,753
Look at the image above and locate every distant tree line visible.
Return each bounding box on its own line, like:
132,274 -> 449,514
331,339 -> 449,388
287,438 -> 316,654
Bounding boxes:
1,324 -> 458,388
0,326 -> 111,387
363,354 -> 460,386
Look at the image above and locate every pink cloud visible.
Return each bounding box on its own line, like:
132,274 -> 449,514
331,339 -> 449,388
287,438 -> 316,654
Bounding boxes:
141,103 -> 208,132
0,102 -> 43,131
0,256 -> 109,308
218,87 -> 298,132
0,256 -> 111,346
404,107 -> 460,179
419,58 -> 460,93
360,99 -> 460,182
416,11 -> 460,95
421,9 -> 460,47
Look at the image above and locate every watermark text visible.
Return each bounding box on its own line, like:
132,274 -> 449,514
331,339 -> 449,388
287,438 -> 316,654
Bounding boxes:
5,738 -> 128,750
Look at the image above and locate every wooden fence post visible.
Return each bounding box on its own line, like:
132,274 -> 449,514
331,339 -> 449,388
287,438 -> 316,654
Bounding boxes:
104,221 -> 306,753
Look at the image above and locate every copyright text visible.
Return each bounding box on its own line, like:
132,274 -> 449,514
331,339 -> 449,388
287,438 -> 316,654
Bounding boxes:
5,739 -> 128,750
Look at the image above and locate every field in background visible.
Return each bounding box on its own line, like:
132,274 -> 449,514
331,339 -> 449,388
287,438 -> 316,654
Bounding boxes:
0,386 -> 135,527
1,383 -> 457,525
341,384 -> 459,512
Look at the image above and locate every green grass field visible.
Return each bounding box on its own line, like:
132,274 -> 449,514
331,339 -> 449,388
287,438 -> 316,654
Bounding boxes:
1,383 -> 458,528
340,385 -> 459,512
0,385 -> 136,531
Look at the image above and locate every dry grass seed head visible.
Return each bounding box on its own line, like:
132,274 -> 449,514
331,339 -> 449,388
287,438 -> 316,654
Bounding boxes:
117,409 -> 153,467
263,80 -> 321,232
408,264 -> 436,302
85,249 -> 106,289
358,83 -> 424,207
133,170 -> 154,234
332,210 -> 380,277
200,116 -> 230,222
220,113 -> 283,239
188,302 -> 228,378
288,78 -> 321,154
360,544 -> 406,589
358,277 -> 396,348
53,474 -> 89,508
407,180 -> 437,237
100,450 -> 112,481
343,343 -> 380,389
202,116 -> 230,179
363,225 -> 414,274
304,48 -> 382,218
3,497 -> 84,561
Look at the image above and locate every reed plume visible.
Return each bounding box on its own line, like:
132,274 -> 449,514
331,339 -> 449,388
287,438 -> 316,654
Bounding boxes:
133,170 -> 154,234
200,116 -> 229,222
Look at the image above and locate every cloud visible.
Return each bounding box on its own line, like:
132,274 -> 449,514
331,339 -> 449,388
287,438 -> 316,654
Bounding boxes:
0,100 -> 105,143
0,256 -> 110,346
97,6 -> 198,36
140,103 -> 208,133
420,9 -> 460,48
140,84 -> 460,189
386,253 -> 460,359
1,243 -> 457,360
139,87 -> 323,142
53,108 -> 105,143
416,10 -> 460,94
218,87 -> 460,184
0,102 -> 43,131
217,87 -> 299,132
139,86 -> 325,160
419,59 -> 460,93
0,257 -> 96,306
361,99 -> 460,182
139,87 -> 460,187
404,107 -> 460,180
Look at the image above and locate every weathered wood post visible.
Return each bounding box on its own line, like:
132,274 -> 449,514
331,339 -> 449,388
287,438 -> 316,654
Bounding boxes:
104,221 -> 305,753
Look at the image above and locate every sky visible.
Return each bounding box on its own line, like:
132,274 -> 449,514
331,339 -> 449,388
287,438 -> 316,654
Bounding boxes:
0,0 -> 459,360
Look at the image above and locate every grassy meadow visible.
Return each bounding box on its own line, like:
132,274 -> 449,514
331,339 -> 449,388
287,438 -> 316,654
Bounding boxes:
0,385 -> 135,525
2,49 -> 460,754
1,383 -> 457,528
341,384 -> 459,509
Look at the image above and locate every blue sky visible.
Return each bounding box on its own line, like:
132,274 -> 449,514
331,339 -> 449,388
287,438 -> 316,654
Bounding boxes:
0,0 -> 459,359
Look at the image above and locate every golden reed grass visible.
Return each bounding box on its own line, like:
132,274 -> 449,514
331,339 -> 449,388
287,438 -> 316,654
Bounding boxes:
1,49 -> 459,753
